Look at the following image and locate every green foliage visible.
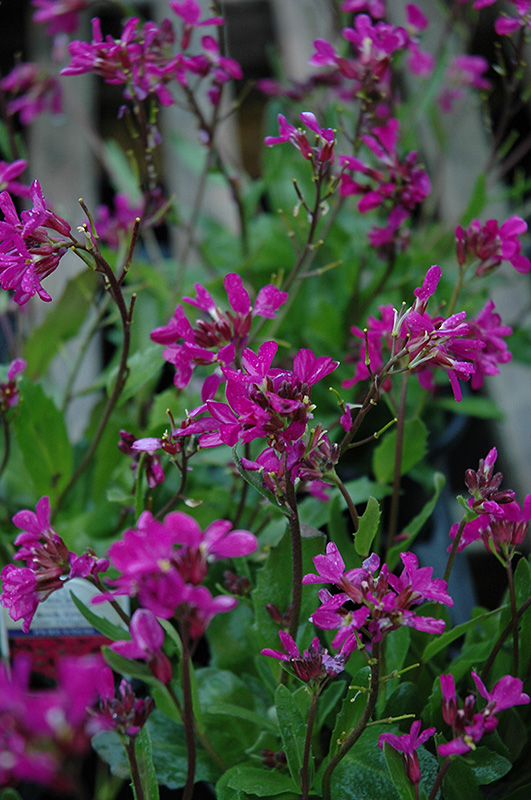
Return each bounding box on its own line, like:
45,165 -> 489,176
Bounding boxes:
372,419 -> 428,484
11,380 -> 73,502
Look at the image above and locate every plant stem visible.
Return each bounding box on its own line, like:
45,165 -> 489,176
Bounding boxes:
0,414 -> 10,479
505,558 -> 519,676
180,622 -> 197,800
443,516 -> 466,584
386,372 -> 409,559
124,738 -> 145,800
428,756 -> 451,800
329,471 -> 359,531
481,596 -> 531,682
285,474 -> 303,643
54,250 -> 137,513
166,681 -> 227,772
321,641 -> 380,800
301,691 -> 319,800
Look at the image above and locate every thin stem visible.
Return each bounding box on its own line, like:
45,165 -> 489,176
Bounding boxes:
166,681 -> 227,771
0,415 -> 10,479
285,473 -> 303,643
446,264 -> 466,317
428,757 -> 451,800
505,558 -> 519,676
329,471 -> 359,531
124,738 -> 145,800
54,248 -> 137,512
321,641 -> 380,800
180,622 -> 197,800
301,691 -> 319,800
386,372 -> 409,558
443,516 -> 467,584
481,596 -> 531,682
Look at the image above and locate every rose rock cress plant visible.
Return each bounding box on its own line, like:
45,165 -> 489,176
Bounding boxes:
1,1 -> 531,799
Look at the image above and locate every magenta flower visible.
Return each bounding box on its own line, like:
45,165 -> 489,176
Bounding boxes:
378,720 -> 436,790
110,609 -> 172,684
456,215 -> 531,275
1,62 -> 62,125
93,193 -> 143,249
96,509 -> 256,627
0,357 -> 26,412
118,429 -> 165,489
0,180 -> 73,305
261,630 -> 355,682
169,0 -> 225,49
265,111 -> 336,165
151,274 -> 287,389
495,1 -> 531,36
31,0 -> 92,35
0,160 -> 30,198
438,54 -> 491,113
62,16 -> 180,108
98,671 -> 154,739
0,497 -> 108,632
304,546 -> 452,643
438,670 -> 529,756
339,119 -> 431,251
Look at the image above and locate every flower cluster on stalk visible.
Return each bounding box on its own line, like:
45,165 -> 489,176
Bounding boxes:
0,654 -> 104,789
151,273 -> 288,389
303,543 -> 453,647
0,497 -> 109,633
343,264 -> 511,402
438,671 -> 529,756
93,509 -> 257,638
0,179 -> 73,305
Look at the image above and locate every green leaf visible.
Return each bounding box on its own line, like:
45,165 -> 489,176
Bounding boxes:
102,646 -> 158,684
275,684 -> 307,789
11,381 -> 73,501
355,496 -> 381,557
441,753 -> 484,800
386,473 -> 445,571
421,606 -> 504,663
23,270 -> 98,379
329,727 -> 400,800
373,419 -> 428,485
92,730 -> 130,779
382,743 -> 417,800
107,345 -> 163,407
465,746 -> 512,785
134,725 -> 160,800
208,702 -> 278,732
70,592 -> 130,642
148,710 -> 219,788
0,791 -> 24,800
330,667 -> 371,757
216,764 -> 298,797
433,395 -> 504,420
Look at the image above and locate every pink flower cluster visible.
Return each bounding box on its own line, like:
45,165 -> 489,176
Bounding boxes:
449,448 -> 531,555
0,357 -> 26,413
0,654 -> 104,789
339,118 -> 431,250
32,0 -> 92,36
61,3 -> 241,109
0,180 -> 73,305
343,265 -> 506,402
0,63 -> 62,126
439,671 -> 529,756
0,497 -> 109,633
261,630 -> 356,684
456,216 -> 531,275
303,544 -> 453,647
265,112 -> 336,167
151,273 -> 288,389
94,509 -> 257,638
